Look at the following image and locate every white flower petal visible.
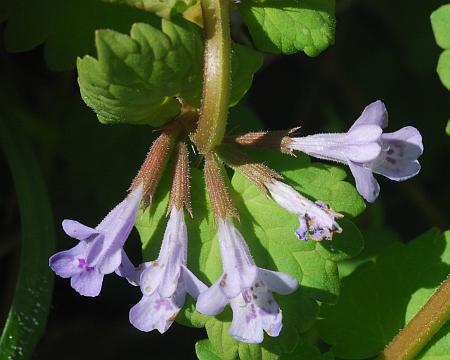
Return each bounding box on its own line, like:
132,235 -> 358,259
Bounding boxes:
196,279 -> 228,315
348,161 -> 380,202
350,100 -> 388,130
258,268 -> 299,295
129,292 -> 182,334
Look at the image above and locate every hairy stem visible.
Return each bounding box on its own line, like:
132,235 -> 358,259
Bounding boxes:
169,142 -> 192,216
217,144 -> 283,191
204,152 -> 238,220
130,130 -> 176,207
191,0 -> 231,153
378,273 -> 450,360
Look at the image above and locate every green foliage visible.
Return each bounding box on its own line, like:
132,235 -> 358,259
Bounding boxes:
338,228 -> 400,278
136,150 -> 364,359
77,18 -> 203,126
230,44 -> 264,107
238,0 -> 335,56
437,50 -> 450,90
100,0 -> 197,19
1,0 -> 262,126
196,339 -> 222,360
0,0 -> 161,71
431,4 -> 450,49
1,0 -> 449,358
431,4 -> 450,90
228,105 -> 264,134
0,111 -> 55,359
200,322 -> 323,360
318,229 -> 450,359
77,17 -> 262,126
446,119 -> 450,135
202,312 -> 301,360
1,0 -> 336,64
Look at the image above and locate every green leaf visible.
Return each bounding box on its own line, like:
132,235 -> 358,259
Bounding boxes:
431,5 -> 450,91
318,229 -> 450,359
4,1 -> 262,119
231,166 -> 362,305
431,4 -> 450,50
280,338 -> 323,360
228,104 -> 265,134
231,44 -> 263,106
321,352 -> 335,360
0,111 -> 56,359
338,228 -> 401,278
136,150 -> 364,359
100,0 -> 197,19
1,0 -> 161,71
437,49 -> 450,91
238,0 -> 335,56
135,168 -> 172,260
77,18 -> 204,126
202,311 -> 320,360
77,17 -> 261,126
446,119 -> 450,136
196,339 -> 222,360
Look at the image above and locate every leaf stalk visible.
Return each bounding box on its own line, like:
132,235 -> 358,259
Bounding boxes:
191,0 -> 231,153
378,273 -> 450,360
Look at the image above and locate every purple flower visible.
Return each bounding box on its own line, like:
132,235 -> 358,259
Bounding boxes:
129,207 -> 206,333
287,100 -> 423,202
196,219 -> 298,343
266,180 -> 342,241
49,185 -> 143,297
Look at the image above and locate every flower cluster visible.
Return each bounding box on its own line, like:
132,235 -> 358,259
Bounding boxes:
50,101 -> 422,344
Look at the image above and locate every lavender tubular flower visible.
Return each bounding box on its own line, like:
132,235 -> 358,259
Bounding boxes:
196,219 -> 298,344
266,180 -> 342,241
129,207 -> 206,333
49,184 -> 143,297
287,100 -> 423,202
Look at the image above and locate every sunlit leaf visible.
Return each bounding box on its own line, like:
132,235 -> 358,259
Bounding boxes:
238,0 -> 335,56
77,18 -> 203,126
318,229 -> 450,359
77,17 -> 262,126
431,4 -> 450,50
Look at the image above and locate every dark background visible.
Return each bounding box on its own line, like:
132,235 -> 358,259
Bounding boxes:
1,0 -> 449,359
